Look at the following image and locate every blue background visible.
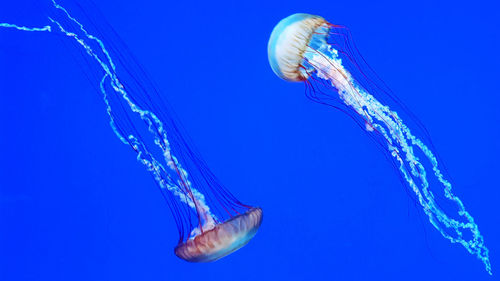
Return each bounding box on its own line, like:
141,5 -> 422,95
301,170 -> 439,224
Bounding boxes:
1,0 -> 499,280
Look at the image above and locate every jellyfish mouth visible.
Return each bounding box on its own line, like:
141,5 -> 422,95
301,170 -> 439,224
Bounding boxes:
174,207 -> 263,263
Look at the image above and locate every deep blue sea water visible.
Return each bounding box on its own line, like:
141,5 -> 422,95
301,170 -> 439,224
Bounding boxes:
1,0 -> 499,280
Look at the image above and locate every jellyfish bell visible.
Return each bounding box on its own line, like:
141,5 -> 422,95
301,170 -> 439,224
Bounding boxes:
267,13 -> 327,82
175,207 -> 262,262
267,14 -> 492,274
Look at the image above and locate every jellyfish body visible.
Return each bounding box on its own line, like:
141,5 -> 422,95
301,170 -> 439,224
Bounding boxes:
268,14 -> 491,274
0,1 -> 262,262
175,207 -> 262,262
268,13 -> 326,82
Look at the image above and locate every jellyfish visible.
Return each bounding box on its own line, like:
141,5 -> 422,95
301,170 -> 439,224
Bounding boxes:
268,13 -> 490,274
0,1 -> 262,262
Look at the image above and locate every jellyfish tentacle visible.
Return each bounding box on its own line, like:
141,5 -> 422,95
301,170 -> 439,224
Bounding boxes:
306,43 -> 491,274
0,23 -> 51,32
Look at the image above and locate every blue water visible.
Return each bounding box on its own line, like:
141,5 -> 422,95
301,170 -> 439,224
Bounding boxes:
1,0 -> 499,280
